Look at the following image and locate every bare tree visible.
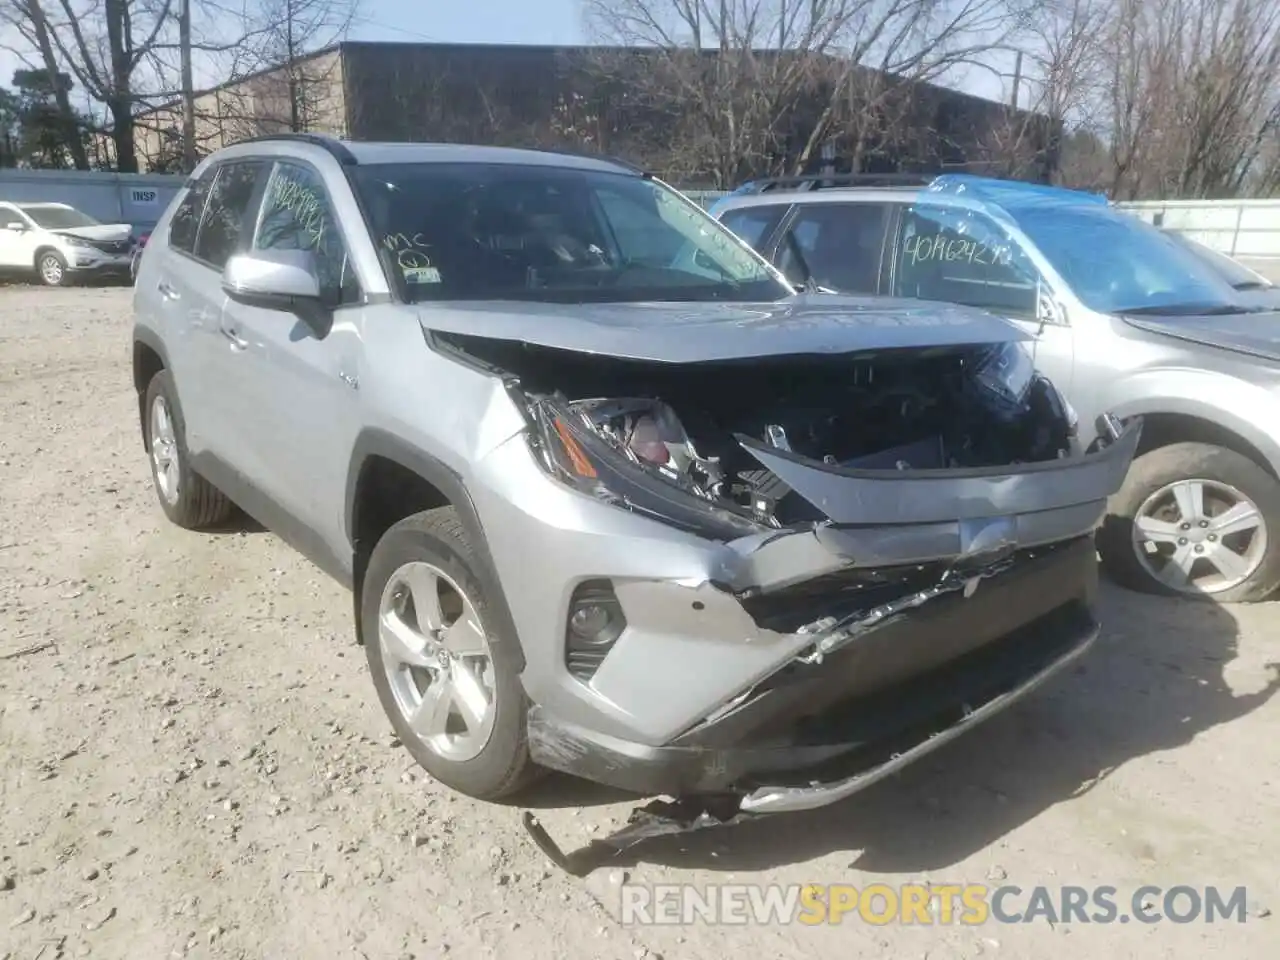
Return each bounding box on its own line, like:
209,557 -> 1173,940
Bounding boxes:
1089,0 -> 1280,198
970,0 -> 1107,182
584,0 -> 1031,186
0,0 -> 89,167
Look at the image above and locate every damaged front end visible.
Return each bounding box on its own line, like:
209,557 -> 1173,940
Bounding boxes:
434,329 -> 1138,872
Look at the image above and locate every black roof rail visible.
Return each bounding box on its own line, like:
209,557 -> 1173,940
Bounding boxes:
234,132 -> 358,165
744,172 -> 937,193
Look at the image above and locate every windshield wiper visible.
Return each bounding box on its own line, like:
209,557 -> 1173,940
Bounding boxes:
1232,281 -> 1273,291
1120,303 -> 1258,317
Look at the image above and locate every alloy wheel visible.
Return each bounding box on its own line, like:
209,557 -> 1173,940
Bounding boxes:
1131,478 -> 1267,595
377,560 -> 497,762
40,255 -> 63,285
149,393 -> 180,505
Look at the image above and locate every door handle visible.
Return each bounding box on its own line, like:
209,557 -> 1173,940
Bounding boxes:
220,325 -> 249,351
157,281 -> 180,301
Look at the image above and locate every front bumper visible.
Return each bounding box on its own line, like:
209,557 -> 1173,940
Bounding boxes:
467,414 -> 1136,749
66,250 -> 133,275
525,533 -> 1099,804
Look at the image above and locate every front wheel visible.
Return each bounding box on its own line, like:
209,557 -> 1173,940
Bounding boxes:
1098,442 -> 1280,603
362,507 -> 537,800
37,251 -> 69,287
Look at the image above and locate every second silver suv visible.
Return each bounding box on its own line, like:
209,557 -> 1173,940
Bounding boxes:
714,174 -> 1280,603
132,136 -> 1136,856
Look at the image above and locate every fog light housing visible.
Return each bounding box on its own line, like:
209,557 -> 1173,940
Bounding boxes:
565,579 -> 626,682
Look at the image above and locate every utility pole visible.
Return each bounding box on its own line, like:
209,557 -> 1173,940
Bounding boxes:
1010,49 -> 1023,110
180,0 -> 198,170
287,0 -> 301,132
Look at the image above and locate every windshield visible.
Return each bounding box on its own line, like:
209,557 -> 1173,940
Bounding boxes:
1166,233 -> 1272,290
1008,204 -> 1247,315
352,163 -> 789,304
21,205 -> 101,230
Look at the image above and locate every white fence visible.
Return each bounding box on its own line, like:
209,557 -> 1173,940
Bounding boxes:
0,169 -> 185,233
1117,200 -> 1280,261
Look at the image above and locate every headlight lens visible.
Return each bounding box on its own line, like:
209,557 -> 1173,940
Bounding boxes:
972,341 -> 1036,411
527,397 -> 764,539
63,235 -> 93,248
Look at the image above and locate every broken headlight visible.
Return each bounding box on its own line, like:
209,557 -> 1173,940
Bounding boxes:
526,397 -> 764,539
971,341 -> 1036,418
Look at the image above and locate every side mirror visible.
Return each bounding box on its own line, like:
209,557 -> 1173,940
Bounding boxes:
4,221 -> 28,232
222,250 -> 321,310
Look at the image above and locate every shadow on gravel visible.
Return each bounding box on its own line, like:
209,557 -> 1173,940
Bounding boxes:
200,507 -> 267,535
518,775 -> 640,810
580,584 -> 1279,874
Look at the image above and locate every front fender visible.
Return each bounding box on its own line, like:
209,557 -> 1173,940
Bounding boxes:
1100,368 -> 1280,475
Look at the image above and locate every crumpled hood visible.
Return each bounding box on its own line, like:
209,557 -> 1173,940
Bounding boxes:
53,224 -> 133,243
1121,309 -> 1280,363
419,295 -> 1029,362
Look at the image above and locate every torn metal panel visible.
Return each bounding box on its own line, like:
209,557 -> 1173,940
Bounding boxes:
739,614 -> 1100,813
791,552 -> 1017,665
523,798 -> 754,877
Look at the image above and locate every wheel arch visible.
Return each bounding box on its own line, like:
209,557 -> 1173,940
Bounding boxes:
132,326 -> 171,451
1098,397 -> 1280,480
344,430 -> 526,669
33,244 -> 62,267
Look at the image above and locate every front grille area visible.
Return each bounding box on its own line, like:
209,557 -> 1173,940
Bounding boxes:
88,238 -> 131,254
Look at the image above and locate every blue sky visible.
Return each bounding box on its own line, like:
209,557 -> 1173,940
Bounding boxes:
348,0 -> 587,46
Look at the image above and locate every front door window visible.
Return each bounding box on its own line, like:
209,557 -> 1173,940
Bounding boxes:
894,204 -> 1043,317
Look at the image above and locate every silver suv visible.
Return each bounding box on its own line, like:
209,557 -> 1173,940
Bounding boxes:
713,175 -> 1280,603
131,136 -> 1137,854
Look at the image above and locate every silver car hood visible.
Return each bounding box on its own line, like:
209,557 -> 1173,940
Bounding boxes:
1121,309 -> 1280,363
418,295 -> 1029,362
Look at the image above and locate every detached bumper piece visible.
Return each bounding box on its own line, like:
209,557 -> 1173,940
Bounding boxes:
525,537 -> 1100,874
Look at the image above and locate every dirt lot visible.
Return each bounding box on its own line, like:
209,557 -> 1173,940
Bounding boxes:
1,286 -> 1277,960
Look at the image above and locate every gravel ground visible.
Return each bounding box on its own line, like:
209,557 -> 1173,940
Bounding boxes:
1,286 -> 1277,960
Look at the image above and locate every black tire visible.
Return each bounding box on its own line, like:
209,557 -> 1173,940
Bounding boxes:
362,507 -> 537,800
143,369 -> 235,529
1098,441 -> 1280,603
36,250 -> 69,287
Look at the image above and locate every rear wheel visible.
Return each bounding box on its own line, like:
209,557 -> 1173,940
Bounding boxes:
144,370 -> 235,529
362,508 -> 537,800
1099,442 -> 1280,603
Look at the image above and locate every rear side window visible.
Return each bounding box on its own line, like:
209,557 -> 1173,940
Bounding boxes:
193,161 -> 268,268
719,206 -> 785,251
167,172 -> 215,254
775,204 -> 888,294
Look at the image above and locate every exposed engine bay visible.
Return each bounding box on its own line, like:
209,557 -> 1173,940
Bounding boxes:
437,332 -> 1076,529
